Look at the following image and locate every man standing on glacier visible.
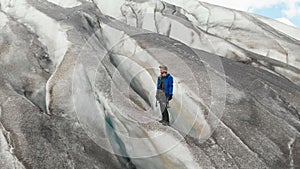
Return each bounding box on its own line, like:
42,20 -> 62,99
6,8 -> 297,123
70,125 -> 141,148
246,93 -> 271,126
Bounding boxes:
156,65 -> 173,126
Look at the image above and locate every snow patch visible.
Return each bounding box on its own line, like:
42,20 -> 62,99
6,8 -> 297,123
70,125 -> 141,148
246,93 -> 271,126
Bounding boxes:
274,66 -> 300,85
99,22 -> 126,51
1,0 -> 70,67
266,49 -> 288,64
288,138 -> 295,169
0,12 -> 9,29
276,18 -> 297,27
93,0 -> 126,19
226,85 -> 246,104
46,0 -> 81,8
111,54 -> 157,108
256,15 -> 300,42
148,131 -> 201,169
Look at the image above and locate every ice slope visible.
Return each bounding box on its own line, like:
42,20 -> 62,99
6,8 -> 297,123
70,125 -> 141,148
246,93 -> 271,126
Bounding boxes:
0,0 -> 300,169
73,66 -> 201,168
256,14 -> 300,42
70,20 -> 213,168
1,0 -> 70,67
0,122 -> 25,169
99,0 -> 300,85
1,0 -> 73,115
99,22 -> 212,138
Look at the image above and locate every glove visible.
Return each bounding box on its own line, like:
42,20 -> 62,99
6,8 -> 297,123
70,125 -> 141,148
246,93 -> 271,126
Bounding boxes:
167,94 -> 173,101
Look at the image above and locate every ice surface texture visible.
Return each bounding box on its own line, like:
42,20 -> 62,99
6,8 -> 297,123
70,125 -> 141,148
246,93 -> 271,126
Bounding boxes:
0,0 -> 300,169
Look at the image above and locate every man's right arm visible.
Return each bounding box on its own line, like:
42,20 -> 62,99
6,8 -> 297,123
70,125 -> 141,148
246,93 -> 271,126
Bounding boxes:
156,76 -> 160,90
156,77 -> 160,99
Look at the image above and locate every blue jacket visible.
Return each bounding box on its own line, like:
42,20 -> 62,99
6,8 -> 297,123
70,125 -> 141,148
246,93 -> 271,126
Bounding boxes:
157,73 -> 173,96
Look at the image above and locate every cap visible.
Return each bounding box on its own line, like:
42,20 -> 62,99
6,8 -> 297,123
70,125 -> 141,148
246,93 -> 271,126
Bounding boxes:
159,65 -> 168,71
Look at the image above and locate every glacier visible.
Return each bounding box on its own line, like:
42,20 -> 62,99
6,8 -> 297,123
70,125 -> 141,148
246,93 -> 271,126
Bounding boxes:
0,0 -> 300,169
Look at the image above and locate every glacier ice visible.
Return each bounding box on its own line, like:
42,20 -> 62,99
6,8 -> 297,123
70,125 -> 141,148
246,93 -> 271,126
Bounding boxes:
0,0 -> 300,169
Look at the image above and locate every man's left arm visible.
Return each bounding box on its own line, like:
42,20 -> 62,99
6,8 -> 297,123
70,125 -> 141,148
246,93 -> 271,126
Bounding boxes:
168,76 -> 173,100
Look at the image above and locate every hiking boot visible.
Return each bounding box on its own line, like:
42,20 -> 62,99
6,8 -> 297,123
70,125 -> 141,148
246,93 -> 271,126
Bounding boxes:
162,121 -> 169,126
158,120 -> 164,123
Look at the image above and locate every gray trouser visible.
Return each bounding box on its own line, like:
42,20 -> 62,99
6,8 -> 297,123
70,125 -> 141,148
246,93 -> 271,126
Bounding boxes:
157,89 -> 169,122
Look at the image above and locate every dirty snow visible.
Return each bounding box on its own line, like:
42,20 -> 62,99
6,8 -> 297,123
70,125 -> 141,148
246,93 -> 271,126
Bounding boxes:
46,0 -> 81,8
